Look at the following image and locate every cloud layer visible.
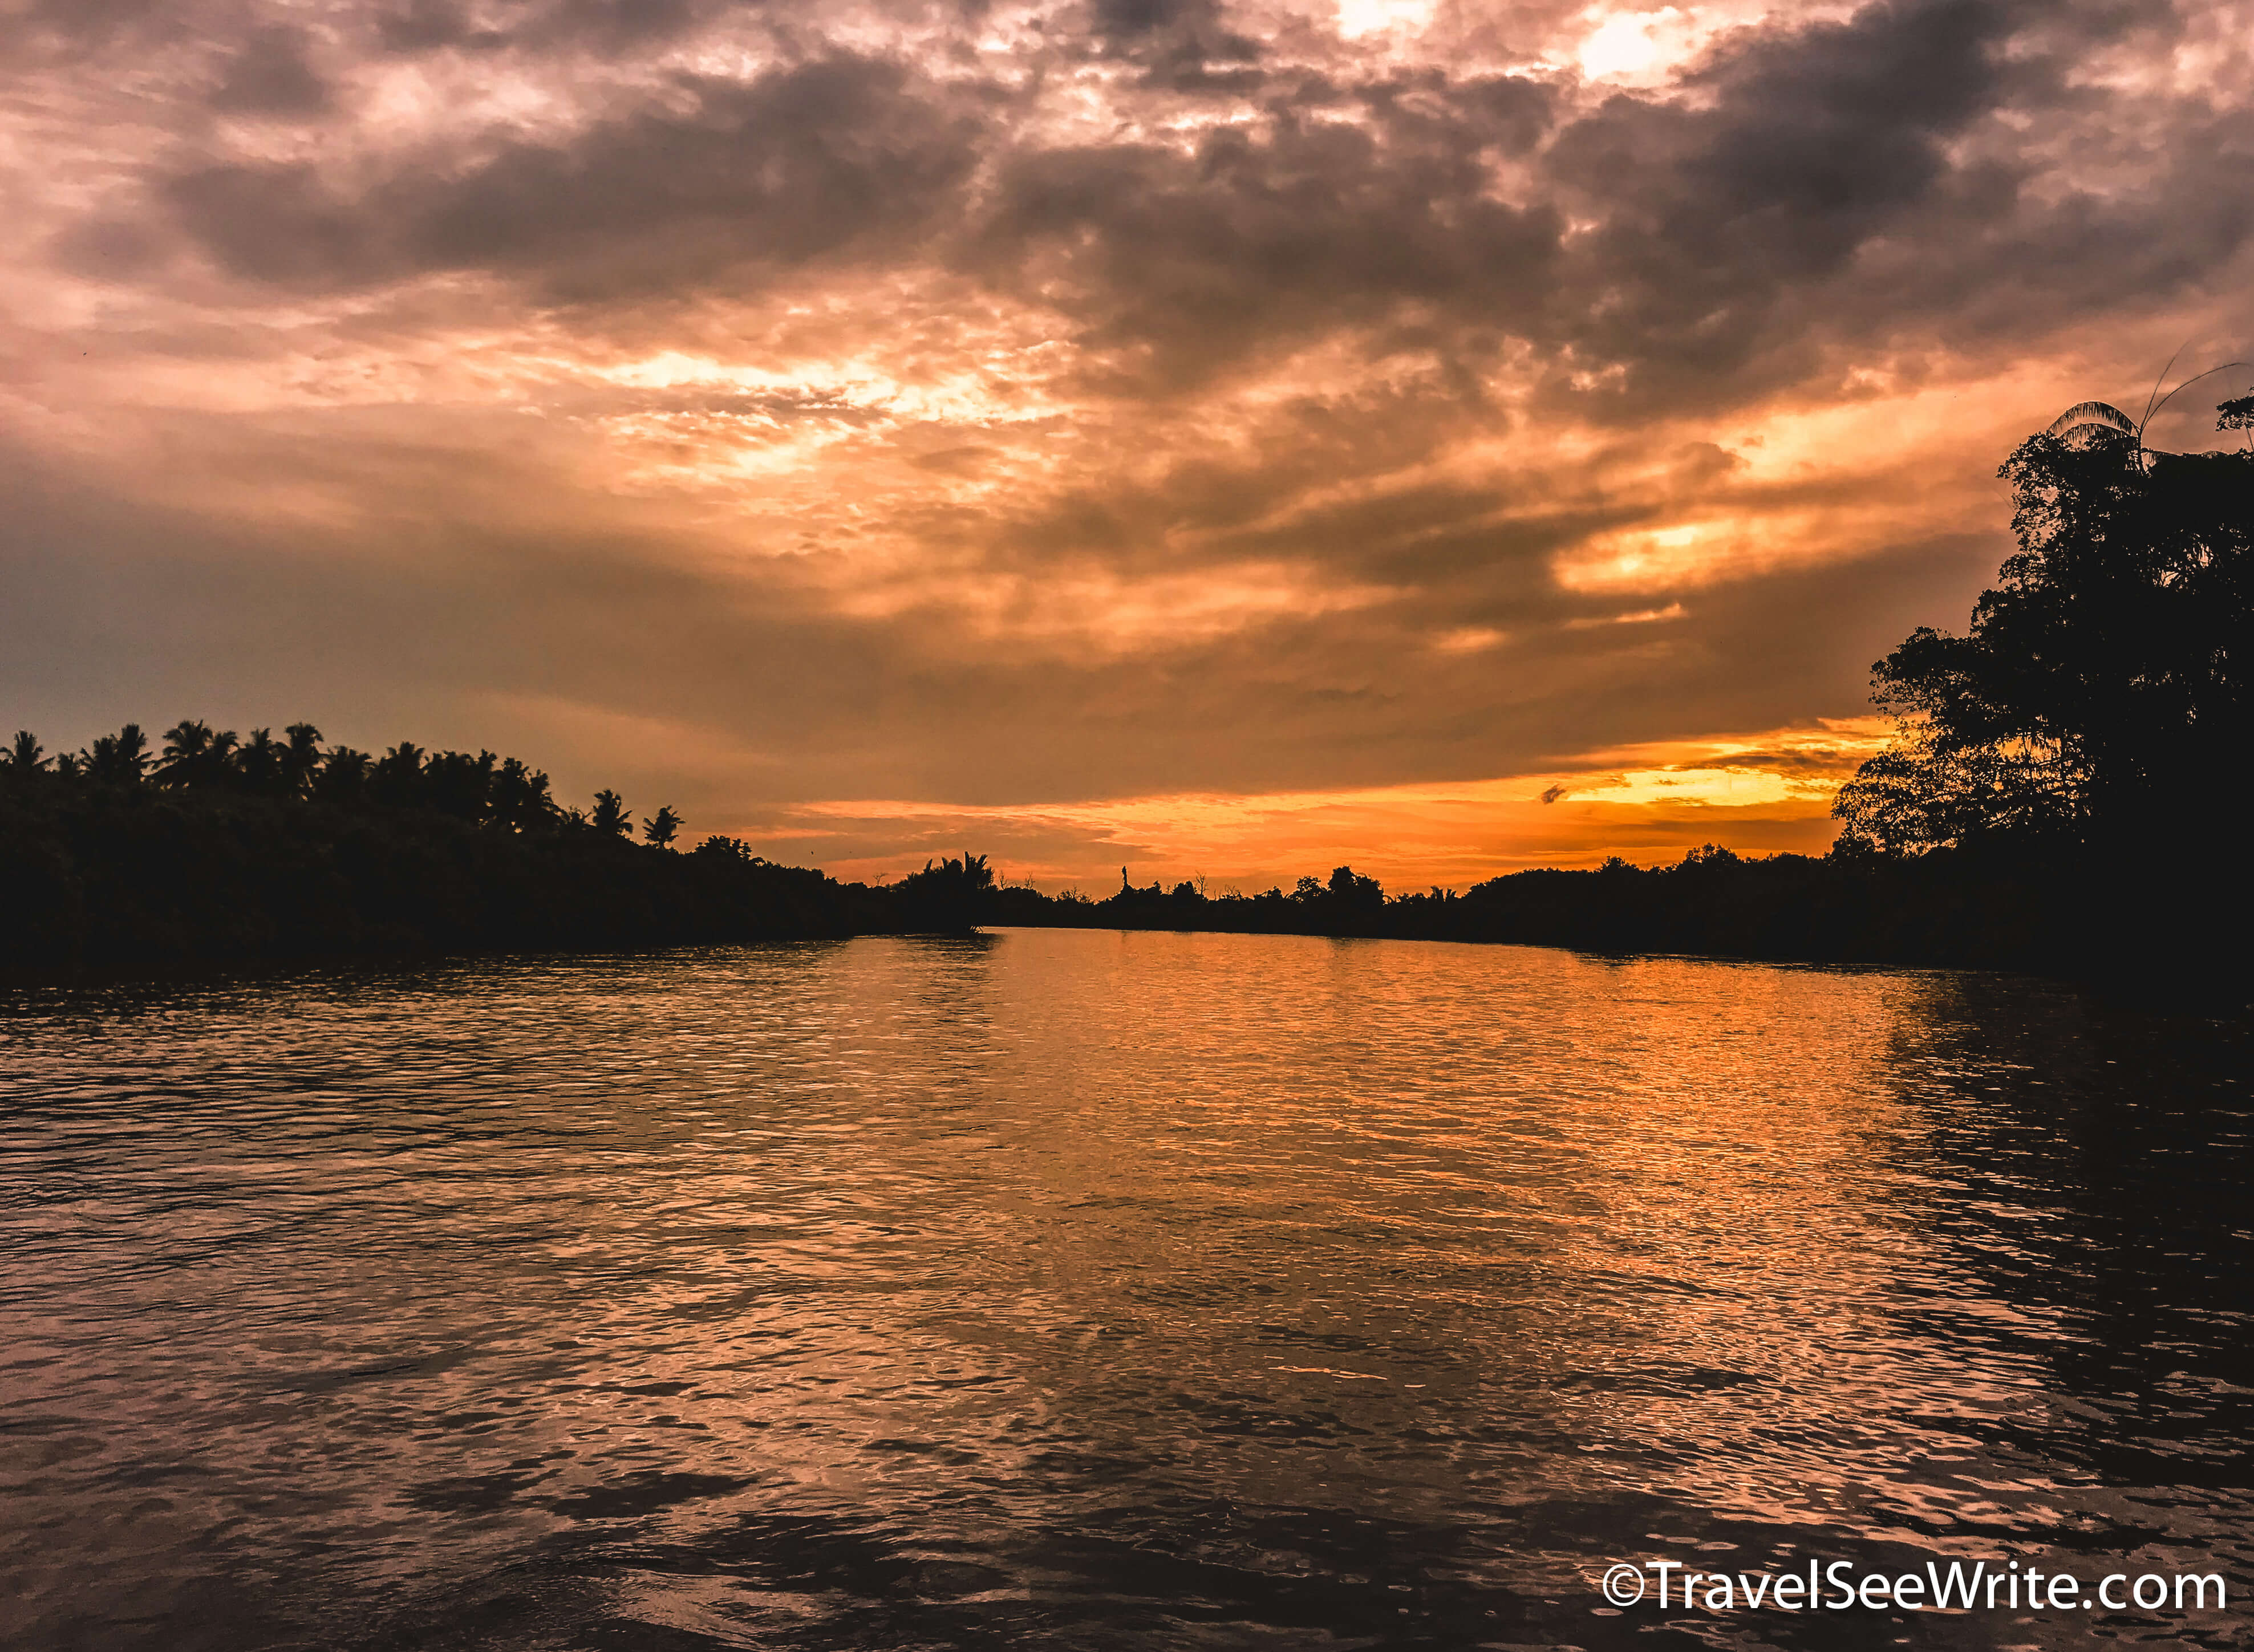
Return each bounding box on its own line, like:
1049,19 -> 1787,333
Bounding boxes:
3,0 -> 2249,886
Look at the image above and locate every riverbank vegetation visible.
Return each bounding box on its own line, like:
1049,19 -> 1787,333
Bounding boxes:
986,842 -> 2191,976
0,721 -> 999,971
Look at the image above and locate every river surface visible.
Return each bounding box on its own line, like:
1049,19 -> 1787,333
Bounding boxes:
3,929 -> 2251,1651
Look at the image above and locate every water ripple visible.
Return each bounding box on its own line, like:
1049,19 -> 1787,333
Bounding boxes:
3,932 -> 2249,1650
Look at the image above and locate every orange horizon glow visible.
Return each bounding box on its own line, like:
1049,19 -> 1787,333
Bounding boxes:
737,719 -> 1889,893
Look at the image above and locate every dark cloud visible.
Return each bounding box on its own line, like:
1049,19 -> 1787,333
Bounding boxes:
1081,0 -> 1264,91
1536,0 -> 2015,401
373,0 -> 746,55
964,0 -> 2036,404
71,0 -> 2243,413
162,55 -> 984,298
208,26 -> 331,114
964,80 -> 1561,388
373,0 -> 496,52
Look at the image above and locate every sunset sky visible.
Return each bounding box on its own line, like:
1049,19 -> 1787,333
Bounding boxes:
3,0 -> 2249,891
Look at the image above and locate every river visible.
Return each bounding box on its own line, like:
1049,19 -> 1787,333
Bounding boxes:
3,929 -> 2249,1649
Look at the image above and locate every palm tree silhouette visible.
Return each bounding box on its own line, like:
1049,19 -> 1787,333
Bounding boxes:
282,724 -> 324,795
642,806 -> 684,849
157,719 -> 212,785
313,745 -> 371,801
84,724 -> 151,785
590,789 -> 631,837
371,742 -> 426,807
237,728 -> 287,794
5,730 -> 46,773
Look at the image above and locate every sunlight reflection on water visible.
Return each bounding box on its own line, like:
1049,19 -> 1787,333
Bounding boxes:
2,929 -> 2249,1650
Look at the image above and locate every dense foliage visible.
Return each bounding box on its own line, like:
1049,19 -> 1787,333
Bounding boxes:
0,720 -> 994,971
1833,401 -> 2252,858
988,846 -> 2128,975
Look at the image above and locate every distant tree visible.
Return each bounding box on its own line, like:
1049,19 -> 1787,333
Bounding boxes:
5,730 -> 46,774
2221,395 -> 2254,451
893,852 -> 996,931
157,720 -> 239,788
1326,864 -> 1385,911
492,757 -> 556,833
423,750 -> 497,821
590,789 -> 631,837
694,834 -> 768,863
312,745 -> 371,803
282,724 -> 324,795
236,728 -> 288,795
370,742 -> 426,808
642,806 -> 683,850
82,724 -> 151,786
1835,399 -> 2252,856
156,718 -> 210,781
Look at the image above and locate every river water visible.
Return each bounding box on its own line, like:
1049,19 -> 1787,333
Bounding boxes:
3,929 -> 2249,1651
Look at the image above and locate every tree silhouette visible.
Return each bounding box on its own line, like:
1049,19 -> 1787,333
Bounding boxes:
590,789 -> 631,837
423,749 -> 496,821
1836,396 -> 2252,855
492,757 -> 556,833
371,742 -> 426,808
1326,864 -> 1385,911
312,745 -> 371,802
237,728 -> 287,795
2221,395 -> 2254,451
83,724 -> 151,786
893,851 -> 995,931
7,711 -> 747,892
157,720 -> 238,788
282,724 -> 324,795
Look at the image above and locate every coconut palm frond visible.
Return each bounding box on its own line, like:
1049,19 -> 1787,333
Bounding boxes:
2046,401 -> 2134,438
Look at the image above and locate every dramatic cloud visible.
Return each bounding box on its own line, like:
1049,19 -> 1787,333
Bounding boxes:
3,0 -> 2248,887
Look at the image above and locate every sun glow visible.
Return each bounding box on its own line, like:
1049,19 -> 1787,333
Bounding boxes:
760,720 -> 1893,891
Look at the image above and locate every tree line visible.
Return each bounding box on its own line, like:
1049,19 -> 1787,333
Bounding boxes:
0,720 -> 998,971
7,720 -> 688,849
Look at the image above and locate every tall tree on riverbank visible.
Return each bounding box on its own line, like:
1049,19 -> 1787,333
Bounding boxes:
1834,398 -> 2252,858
